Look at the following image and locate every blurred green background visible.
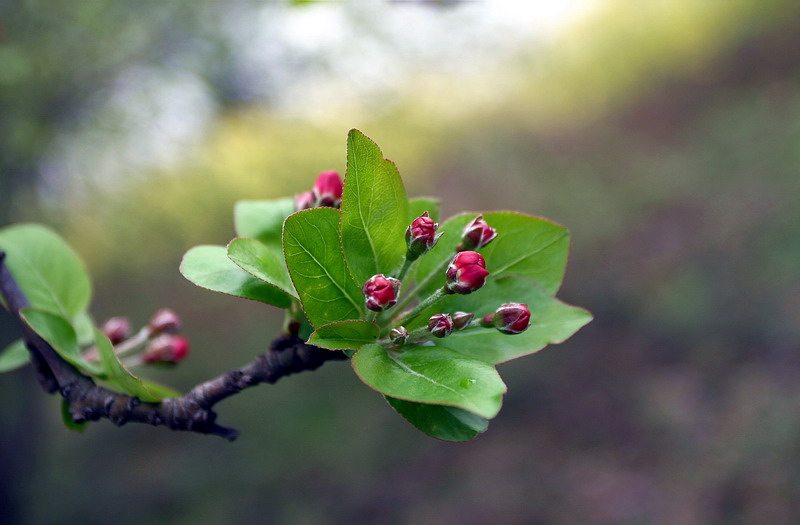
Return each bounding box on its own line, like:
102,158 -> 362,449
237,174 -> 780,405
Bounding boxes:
2,1 -> 800,523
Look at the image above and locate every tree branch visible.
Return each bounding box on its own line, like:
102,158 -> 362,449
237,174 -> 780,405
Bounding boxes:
0,251 -> 346,441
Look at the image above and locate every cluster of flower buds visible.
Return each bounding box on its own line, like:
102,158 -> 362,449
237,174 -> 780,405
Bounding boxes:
406,212 -> 443,260
458,215 -> 497,251
481,303 -> 531,335
143,334 -> 190,364
363,274 -> 401,312
445,251 -> 490,294
97,308 -> 190,366
295,170 -> 344,210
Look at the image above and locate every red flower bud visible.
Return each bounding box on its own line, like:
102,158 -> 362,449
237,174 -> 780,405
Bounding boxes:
452,311 -> 474,330
362,274 -> 401,312
295,191 -> 316,211
445,251 -> 489,294
101,317 -> 131,345
144,334 -> 190,363
460,215 -> 497,251
493,303 -> 531,335
149,308 -> 181,335
313,170 -> 343,208
390,326 -> 409,345
480,314 -> 494,327
405,212 -> 442,259
428,313 -> 454,338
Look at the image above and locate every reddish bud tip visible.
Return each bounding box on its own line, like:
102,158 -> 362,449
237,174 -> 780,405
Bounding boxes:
452,311 -> 474,330
461,215 -> 497,251
445,251 -> 489,294
144,334 -> 190,363
149,308 -> 181,335
405,212 -> 442,259
295,191 -> 316,211
390,326 -> 409,345
101,317 -> 131,345
428,313 -> 454,338
313,170 -> 343,207
493,303 -> 531,335
362,274 -> 401,312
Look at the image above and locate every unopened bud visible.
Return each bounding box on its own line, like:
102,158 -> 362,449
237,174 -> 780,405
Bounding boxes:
428,313 -> 454,338
493,303 -> 531,335
445,251 -> 489,295
143,334 -> 190,363
149,308 -> 181,335
295,191 -> 316,211
460,215 -> 497,251
405,212 -> 442,259
101,317 -> 131,345
362,274 -> 401,312
452,311 -> 474,330
390,326 -> 409,345
313,170 -> 343,208
480,314 -> 494,327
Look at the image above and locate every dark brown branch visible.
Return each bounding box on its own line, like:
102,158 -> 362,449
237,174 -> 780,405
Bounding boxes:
0,251 -> 346,441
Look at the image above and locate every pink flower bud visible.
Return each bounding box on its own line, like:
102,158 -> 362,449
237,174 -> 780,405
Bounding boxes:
445,251 -> 489,294
101,317 -> 131,345
313,170 -> 343,208
428,313 -> 454,338
362,274 -> 401,312
390,326 -> 409,345
405,212 -> 442,259
493,303 -> 531,335
480,314 -> 494,327
144,335 -> 190,363
149,308 -> 181,335
460,215 -> 497,251
295,191 -> 316,211
452,311 -> 474,330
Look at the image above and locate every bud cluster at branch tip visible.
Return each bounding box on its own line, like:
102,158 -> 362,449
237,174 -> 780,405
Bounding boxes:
445,251 -> 489,294
428,313 -> 454,338
458,215 -> 497,251
144,334 -> 190,364
102,317 -> 132,345
405,212 -> 443,260
295,170 -> 344,210
362,274 -> 401,312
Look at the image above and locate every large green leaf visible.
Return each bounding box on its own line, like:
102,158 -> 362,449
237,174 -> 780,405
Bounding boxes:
352,344 -> 506,419
283,208 -> 363,327
307,320 -> 379,350
20,308 -> 104,376
414,212 -> 570,297
406,276 -> 592,364
227,238 -> 297,299
94,329 -> 162,402
233,197 -> 295,247
340,129 -> 409,285
408,196 -> 441,223
0,223 -> 92,323
0,339 -> 30,373
386,396 -> 488,442
180,245 -> 292,308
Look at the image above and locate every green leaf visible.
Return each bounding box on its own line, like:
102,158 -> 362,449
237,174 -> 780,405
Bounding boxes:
139,380 -> 182,399
307,320 -> 379,350
61,399 -> 88,433
352,344 -> 506,419
0,223 -> 92,321
408,196 -> 441,223
21,308 -> 104,376
73,310 -> 96,347
283,208 -> 364,327
0,339 -> 30,373
408,276 -> 591,364
386,397 -> 488,442
415,212 -> 570,298
341,129 -> 409,285
180,245 -> 292,308
94,329 -> 162,402
227,238 -> 297,299
234,197 -> 295,246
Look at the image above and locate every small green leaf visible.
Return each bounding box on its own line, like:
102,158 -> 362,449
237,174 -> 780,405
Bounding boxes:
352,344 -> 506,419
227,238 -> 297,299
408,196 -> 441,223
73,310 -> 96,347
0,223 -> 92,320
180,245 -> 292,308
415,212 -> 570,297
94,329 -> 162,402
283,208 -> 364,327
61,399 -> 88,432
307,320 -> 379,350
139,380 -> 182,399
386,397 -> 488,442
0,339 -> 30,373
341,129 -> 409,285
234,197 -> 295,246
21,308 -> 104,376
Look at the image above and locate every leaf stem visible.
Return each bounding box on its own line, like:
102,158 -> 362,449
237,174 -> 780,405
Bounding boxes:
391,256 -> 450,317
389,287 -> 448,329
395,255 -> 415,282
